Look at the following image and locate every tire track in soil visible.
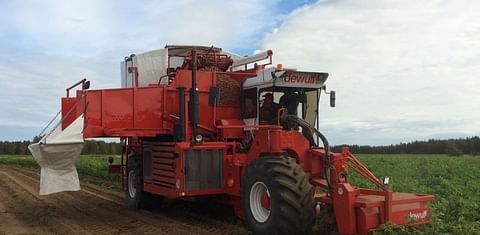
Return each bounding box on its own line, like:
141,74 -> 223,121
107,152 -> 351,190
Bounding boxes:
12,167 -> 247,234
14,167 -> 248,235
0,166 -> 248,235
0,172 -> 86,234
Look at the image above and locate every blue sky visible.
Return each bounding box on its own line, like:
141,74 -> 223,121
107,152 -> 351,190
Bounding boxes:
1,0 -> 479,145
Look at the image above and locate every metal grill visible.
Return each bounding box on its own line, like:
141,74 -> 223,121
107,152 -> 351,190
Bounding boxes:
184,149 -> 223,191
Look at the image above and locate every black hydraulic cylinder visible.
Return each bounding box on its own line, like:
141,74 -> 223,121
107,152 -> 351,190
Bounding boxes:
174,87 -> 185,141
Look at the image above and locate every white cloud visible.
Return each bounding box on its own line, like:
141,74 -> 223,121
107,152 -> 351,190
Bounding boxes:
2,0 -> 282,56
261,0 -> 480,145
0,0 -> 289,139
0,51 -> 113,129
2,0 -> 478,144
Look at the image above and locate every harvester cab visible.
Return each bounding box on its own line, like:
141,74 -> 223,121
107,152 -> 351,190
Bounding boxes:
242,66 -> 331,130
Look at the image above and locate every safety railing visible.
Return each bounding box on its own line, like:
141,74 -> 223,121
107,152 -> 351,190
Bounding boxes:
66,78 -> 89,98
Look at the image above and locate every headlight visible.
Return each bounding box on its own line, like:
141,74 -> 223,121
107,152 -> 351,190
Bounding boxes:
337,187 -> 344,195
383,176 -> 390,185
195,134 -> 203,143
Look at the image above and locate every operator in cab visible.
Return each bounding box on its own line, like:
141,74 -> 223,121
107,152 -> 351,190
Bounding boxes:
278,90 -> 314,146
259,93 -> 279,123
279,90 -> 304,116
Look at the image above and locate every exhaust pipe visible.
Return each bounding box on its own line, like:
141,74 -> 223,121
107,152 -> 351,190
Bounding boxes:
189,49 -> 199,142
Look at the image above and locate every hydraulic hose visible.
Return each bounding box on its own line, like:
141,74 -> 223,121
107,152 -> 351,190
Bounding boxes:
281,115 -> 332,192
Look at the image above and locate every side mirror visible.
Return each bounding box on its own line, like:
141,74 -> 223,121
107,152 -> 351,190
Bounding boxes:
330,90 -> 336,107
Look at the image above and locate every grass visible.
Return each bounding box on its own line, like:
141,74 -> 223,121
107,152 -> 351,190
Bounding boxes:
1,154 -> 479,234
0,154 -> 121,181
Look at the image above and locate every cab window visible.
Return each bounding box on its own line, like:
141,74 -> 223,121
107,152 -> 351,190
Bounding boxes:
242,88 -> 257,118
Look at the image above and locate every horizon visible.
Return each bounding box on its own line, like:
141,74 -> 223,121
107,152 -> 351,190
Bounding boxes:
2,136 -> 479,148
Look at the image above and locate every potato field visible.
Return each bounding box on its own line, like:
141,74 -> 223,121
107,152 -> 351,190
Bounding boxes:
0,154 -> 478,234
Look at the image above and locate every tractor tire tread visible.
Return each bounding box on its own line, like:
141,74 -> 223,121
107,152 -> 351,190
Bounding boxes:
241,156 -> 315,235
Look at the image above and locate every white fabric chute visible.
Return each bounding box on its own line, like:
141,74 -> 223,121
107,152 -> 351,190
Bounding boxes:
28,115 -> 85,195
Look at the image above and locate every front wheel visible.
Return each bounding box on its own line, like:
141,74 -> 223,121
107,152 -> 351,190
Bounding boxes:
241,156 -> 315,235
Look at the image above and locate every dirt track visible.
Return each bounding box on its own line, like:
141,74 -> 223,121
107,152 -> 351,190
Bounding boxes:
0,166 -> 248,235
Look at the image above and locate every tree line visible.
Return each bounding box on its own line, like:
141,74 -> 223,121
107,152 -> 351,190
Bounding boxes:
0,139 -> 121,155
1,136 -> 479,156
332,136 -> 480,156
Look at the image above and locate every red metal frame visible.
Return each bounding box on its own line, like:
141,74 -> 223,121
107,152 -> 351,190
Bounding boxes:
61,50 -> 434,234
66,78 -> 88,98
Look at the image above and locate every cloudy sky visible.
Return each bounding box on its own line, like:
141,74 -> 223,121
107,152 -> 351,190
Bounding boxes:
1,0 -> 479,145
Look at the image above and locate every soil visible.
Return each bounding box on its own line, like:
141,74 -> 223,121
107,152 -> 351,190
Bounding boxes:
0,165 -> 248,235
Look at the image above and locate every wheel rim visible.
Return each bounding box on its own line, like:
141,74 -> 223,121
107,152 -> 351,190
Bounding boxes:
249,181 -> 271,223
128,170 -> 136,198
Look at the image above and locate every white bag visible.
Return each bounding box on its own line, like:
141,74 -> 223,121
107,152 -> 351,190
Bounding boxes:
28,115 -> 85,195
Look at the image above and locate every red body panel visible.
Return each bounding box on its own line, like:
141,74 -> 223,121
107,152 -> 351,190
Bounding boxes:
82,87 -> 172,137
62,70 -> 243,138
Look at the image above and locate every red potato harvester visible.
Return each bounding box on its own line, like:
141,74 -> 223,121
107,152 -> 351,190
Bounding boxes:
43,45 -> 435,235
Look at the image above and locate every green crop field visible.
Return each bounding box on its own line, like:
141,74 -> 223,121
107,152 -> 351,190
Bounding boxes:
351,154 -> 480,234
0,154 -> 479,234
0,154 -> 121,181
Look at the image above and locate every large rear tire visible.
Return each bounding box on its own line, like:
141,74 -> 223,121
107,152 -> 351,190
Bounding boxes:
241,156 -> 315,235
125,155 -> 151,209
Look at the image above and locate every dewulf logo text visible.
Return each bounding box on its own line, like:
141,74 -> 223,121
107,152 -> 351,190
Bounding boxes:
409,210 -> 427,220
